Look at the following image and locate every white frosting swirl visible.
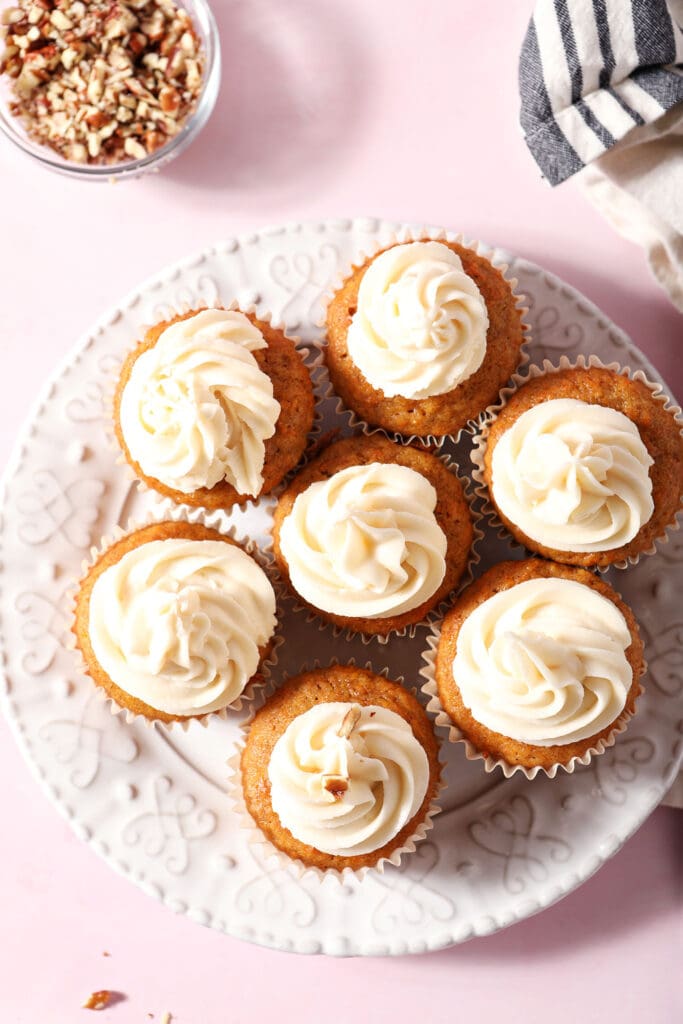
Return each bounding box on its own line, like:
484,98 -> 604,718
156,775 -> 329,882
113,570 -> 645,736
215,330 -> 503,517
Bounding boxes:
453,577 -> 632,745
268,702 -> 429,856
120,309 -> 281,496
490,398 -> 654,552
278,462 -> 447,618
346,241 -> 489,399
88,537 -> 276,716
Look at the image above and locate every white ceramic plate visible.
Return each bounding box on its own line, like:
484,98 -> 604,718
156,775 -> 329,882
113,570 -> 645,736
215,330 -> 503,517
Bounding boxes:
1,218 -> 681,957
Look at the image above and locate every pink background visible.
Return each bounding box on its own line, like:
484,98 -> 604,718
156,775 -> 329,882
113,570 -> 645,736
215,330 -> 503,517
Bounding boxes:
1,1 -> 681,1021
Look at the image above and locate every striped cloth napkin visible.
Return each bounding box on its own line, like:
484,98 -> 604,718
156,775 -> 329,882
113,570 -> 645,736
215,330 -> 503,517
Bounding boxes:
519,0 -> 683,310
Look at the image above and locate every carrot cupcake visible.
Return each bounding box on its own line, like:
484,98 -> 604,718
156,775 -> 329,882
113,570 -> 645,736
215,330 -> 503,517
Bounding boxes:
271,434 -> 475,636
72,521 -> 277,724
325,239 -> 526,437
240,665 -> 441,873
114,307 -> 315,509
478,364 -> 683,567
432,559 -> 644,774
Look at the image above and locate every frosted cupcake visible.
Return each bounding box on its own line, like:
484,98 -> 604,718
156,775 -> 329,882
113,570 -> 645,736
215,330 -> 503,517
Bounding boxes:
271,434 -> 475,636
431,559 -> 644,773
114,307 -> 315,509
477,364 -> 683,567
72,521 -> 277,724
325,240 -> 526,437
240,665 -> 442,873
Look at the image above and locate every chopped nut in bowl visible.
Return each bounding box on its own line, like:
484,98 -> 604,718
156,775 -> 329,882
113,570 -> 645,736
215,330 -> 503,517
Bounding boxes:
0,0 -> 220,180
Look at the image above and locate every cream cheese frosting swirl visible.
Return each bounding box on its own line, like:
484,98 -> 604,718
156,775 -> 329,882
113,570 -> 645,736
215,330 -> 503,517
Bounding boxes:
490,398 -> 654,552
268,702 -> 429,856
88,538 -> 276,716
120,309 -> 281,496
453,578 -> 632,746
345,241 -> 489,399
278,462 -> 447,618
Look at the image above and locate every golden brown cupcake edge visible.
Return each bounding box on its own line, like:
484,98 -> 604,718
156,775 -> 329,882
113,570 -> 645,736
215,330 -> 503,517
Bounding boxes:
240,665 -> 442,872
271,433 -> 475,636
325,241 -> 526,437
434,558 -> 644,770
113,308 -> 315,510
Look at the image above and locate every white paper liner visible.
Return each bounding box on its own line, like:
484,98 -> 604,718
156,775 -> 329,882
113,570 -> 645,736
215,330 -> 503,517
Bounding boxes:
66,503 -> 285,732
263,441 -> 485,646
104,301 -> 321,516
419,602 -> 646,780
227,659 -> 446,882
470,353 -> 683,571
314,225 -> 532,447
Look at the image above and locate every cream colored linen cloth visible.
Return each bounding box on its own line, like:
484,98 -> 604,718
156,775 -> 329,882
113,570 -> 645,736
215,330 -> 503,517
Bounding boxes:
520,0 -> 683,310
578,101 -> 683,312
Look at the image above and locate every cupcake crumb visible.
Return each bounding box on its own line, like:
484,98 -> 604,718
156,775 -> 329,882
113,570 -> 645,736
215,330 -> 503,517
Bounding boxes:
82,991 -> 110,1011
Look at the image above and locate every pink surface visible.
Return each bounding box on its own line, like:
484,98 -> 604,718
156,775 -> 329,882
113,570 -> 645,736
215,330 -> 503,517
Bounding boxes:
0,1 -> 681,1021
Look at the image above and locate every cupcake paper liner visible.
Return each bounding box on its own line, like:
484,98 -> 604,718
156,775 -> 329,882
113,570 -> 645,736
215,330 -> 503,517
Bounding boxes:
66,502 -> 285,732
104,301 -> 321,522
314,225 -> 532,447
419,614 -> 646,780
263,443 -> 485,647
227,659 -> 446,882
470,353 -> 683,571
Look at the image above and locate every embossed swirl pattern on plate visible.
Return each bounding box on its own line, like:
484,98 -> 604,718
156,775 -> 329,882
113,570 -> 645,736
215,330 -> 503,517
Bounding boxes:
0,220 -> 681,956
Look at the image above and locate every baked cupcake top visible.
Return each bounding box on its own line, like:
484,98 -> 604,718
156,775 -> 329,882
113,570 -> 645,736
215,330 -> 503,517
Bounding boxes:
479,365 -> 683,567
86,527 -> 276,717
240,665 -> 441,871
278,460 -> 447,619
433,558 -> 644,770
325,239 -> 526,438
268,701 -> 429,857
119,308 -> 281,497
452,576 -> 632,746
272,434 -> 474,636
489,397 -> 654,553
346,241 -> 489,400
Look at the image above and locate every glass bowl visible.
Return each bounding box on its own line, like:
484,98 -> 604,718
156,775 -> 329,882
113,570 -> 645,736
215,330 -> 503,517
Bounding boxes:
0,0 -> 220,181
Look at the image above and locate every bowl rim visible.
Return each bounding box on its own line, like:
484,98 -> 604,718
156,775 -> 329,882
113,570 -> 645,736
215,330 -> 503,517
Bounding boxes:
0,0 -> 221,180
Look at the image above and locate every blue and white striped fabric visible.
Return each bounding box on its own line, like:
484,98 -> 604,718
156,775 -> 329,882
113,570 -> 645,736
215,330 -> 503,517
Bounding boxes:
520,0 -> 683,184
